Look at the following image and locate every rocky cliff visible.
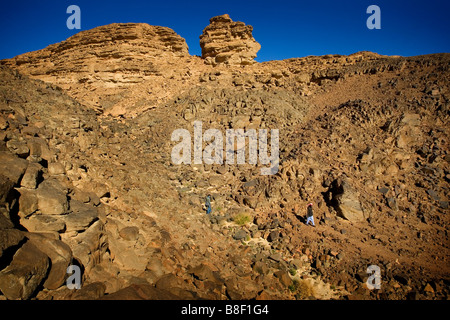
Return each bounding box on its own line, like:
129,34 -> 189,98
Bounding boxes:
200,14 -> 261,66
0,16 -> 449,300
2,23 -> 194,117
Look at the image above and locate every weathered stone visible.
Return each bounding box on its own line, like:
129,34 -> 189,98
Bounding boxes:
26,233 -> 73,290
17,188 -> 38,218
119,226 -> 140,241
0,212 -> 14,230
64,200 -> 98,232
233,229 -> 248,240
243,196 -> 258,209
3,23 -> 190,116
188,263 -> 223,284
20,214 -> 65,233
0,174 -> 14,203
274,270 -> 292,287
253,261 -> 269,275
377,186 -> 389,195
386,197 -> 399,211
268,230 -> 280,242
269,252 -> 282,262
0,241 -> 49,300
36,179 -> 68,215
332,179 -> 365,222
426,189 -> 440,201
64,220 -> 106,272
6,139 -> 29,158
48,162 -> 65,176
70,282 -> 106,300
0,151 -> 28,185
26,137 -> 53,161
71,188 -> 91,203
0,116 -> 7,130
0,228 -> 24,258
154,273 -> 195,299
20,163 -> 42,189
100,283 -> 180,300
21,125 -> 40,137
439,201 -> 448,209
200,14 -> 261,66
146,258 -> 166,279
423,283 -> 434,294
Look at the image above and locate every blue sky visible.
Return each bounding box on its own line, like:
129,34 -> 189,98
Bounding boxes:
0,0 -> 449,61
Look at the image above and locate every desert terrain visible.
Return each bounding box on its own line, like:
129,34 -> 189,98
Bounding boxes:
0,14 -> 448,300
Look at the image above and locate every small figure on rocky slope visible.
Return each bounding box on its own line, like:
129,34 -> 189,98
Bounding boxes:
205,194 -> 212,214
306,203 -> 315,227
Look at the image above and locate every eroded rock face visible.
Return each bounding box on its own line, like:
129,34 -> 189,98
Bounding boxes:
1,23 -> 191,116
200,14 -> 261,66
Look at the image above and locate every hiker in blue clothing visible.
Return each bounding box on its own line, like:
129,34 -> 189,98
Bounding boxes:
205,194 -> 212,215
306,203 -> 315,227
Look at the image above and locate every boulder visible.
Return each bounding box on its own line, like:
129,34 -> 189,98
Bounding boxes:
17,188 -> 38,218
0,174 -> 14,203
252,261 -> 269,275
426,189 -> 440,201
70,282 -> 106,300
107,237 -> 147,271
188,263 -> 223,284
26,233 -> 73,290
64,220 -> 106,272
36,179 -> 68,215
21,125 -> 40,137
331,178 -> 365,222
6,139 -> 29,158
0,115 -> 7,130
20,163 -> 42,189
274,270 -> 292,287
0,212 -> 14,230
0,241 -> 49,300
20,214 -> 66,233
155,273 -> 196,299
64,200 -> 98,232
268,230 -> 280,242
269,252 -> 282,262
0,228 -> 25,258
146,258 -> 166,279
26,137 -> 53,161
48,162 -> 65,176
233,229 -> 248,240
386,197 -> 399,211
243,196 -> 258,209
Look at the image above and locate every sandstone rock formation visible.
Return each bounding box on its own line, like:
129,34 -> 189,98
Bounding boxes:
0,16 -> 449,301
1,23 -> 193,117
200,14 -> 261,66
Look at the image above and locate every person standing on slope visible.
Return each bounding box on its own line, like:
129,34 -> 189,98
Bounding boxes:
205,194 -> 212,215
306,203 -> 315,227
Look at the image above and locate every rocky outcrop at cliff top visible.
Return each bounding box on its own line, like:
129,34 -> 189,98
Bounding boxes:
4,23 -> 189,82
200,14 -> 261,66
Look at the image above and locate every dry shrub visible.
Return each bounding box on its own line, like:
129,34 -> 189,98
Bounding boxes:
233,212 -> 252,226
293,279 -> 316,299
